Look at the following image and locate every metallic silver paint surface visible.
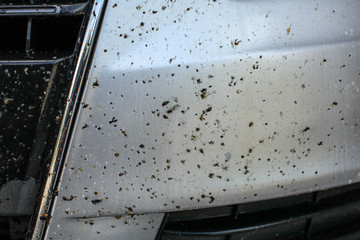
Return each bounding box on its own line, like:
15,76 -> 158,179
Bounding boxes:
46,0 -> 360,238
46,214 -> 164,240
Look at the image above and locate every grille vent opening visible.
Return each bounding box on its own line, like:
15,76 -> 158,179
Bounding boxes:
0,1 -> 87,60
0,15 -> 83,59
0,18 -> 27,54
157,182 -> 360,240
30,16 -> 83,55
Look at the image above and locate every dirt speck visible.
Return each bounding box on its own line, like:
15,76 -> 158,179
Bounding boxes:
286,25 -> 291,35
91,199 -> 102,205
92,79 -> 99,88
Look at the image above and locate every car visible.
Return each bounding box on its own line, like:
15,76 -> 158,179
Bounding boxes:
1,0 -> 360,239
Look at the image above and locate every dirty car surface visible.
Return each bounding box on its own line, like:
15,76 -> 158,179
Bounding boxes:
1,0 -> 360,239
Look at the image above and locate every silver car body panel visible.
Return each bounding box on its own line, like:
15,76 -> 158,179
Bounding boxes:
44,0 -> 360,239
46,214 -> 164,240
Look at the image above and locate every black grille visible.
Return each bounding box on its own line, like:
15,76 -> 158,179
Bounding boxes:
157,182 -> 360,240
0,1 -> 92,239
0,16 -> 83,59
0,1 -> 90,188
0,3 -> 86,60
0,18 -> 27,53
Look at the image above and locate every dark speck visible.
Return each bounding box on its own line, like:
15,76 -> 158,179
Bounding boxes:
166,104 -> 179,114
92,79 -> 99,88
62,195 -> 74,201
200,88 -> 207,99
109,117 -> 117,124
301,127 -> 310,133
40,214 -> 51,221
91,199 -> 102,204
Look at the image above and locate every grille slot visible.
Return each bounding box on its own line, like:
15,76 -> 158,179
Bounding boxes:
0,18 -> 27,54
0,3 -> 87,60
0,16 -> 83,59
157,182 -> 360,240
30,16 -> 83,55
